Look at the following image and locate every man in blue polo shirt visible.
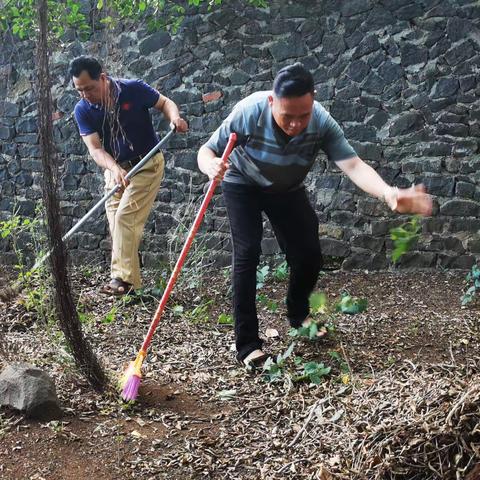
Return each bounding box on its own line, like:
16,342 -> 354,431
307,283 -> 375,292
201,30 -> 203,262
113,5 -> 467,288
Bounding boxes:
70,56 -> 188,295
198,63 -> 432,367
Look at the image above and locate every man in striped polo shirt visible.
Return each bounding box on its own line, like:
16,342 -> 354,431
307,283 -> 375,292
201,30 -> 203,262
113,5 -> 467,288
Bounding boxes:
198,63 -> 432,368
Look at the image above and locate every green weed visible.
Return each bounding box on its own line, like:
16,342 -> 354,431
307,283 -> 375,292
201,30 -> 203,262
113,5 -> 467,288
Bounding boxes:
256,264 -> 270,289
262,343 -> 295,382
273,260 -> 289,281
257,293 -> 279,313
293,357 -> 331,384
462,264 -> 480,305
335,293 -> 368,314
390,215 -> 421,264
184,299 -> 213,324
217,313 -> 233,325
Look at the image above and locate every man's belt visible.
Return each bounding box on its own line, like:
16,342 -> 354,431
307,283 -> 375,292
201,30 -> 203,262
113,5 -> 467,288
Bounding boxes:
117,155 -> 143,169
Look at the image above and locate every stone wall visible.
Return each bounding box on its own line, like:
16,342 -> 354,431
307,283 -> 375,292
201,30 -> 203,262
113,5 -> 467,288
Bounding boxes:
1,0 -> 480,271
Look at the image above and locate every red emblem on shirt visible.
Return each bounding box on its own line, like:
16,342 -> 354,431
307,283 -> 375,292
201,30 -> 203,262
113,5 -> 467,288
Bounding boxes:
121,102 -> 131,111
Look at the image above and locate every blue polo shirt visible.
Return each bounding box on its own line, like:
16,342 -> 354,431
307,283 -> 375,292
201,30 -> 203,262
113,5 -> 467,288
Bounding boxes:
205,91 -> 357,192
73,78 -> 160,163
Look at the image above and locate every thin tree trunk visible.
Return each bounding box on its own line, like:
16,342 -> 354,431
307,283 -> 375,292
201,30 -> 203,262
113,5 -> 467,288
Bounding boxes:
36,0 -> 108,391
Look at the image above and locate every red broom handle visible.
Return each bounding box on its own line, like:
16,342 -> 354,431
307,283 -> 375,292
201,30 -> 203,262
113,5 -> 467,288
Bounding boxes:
140,133 -> 237,354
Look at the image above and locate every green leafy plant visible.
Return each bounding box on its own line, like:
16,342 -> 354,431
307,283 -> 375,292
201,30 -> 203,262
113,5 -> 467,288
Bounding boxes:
172,305 -> 184,316
257,293 -> 279,313
256,264 -> 270,289
390,215 -> 421,264
1,0 -> 270,40
1,209 -> 54,321
309,291 -> 328,314
335,293 -> 368,314
293,357 -> 331,384
289,321 -> 320,340
273,260 -> 289,281
0,0 -> 90,39
77,305 -> 94,325
262,343 -> 295,382
102,305 -> 118,324
217,313 -> 233,325
289,291 -> 333,340
462,264 -> 480,305
184,299 -> 213,324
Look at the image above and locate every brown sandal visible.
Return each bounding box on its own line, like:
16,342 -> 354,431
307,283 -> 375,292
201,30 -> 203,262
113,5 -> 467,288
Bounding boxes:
101,278 -> 134,296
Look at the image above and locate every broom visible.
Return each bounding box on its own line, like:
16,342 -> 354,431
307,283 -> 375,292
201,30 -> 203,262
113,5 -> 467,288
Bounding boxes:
121,133 -> 237,401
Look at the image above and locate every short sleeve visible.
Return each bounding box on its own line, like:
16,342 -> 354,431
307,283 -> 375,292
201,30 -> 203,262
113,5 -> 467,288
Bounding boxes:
73,102 -> 96,136
131,80 -> 160,108
204,106 -> 246,155
321,114 -> 357,162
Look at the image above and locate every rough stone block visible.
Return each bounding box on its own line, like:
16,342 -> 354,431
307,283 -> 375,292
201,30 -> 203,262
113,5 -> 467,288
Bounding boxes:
394,251 -> 437,269
400,43 -> 428,66
0,363 -> 62,420
342,251 -> 388,270
139,31 -> 171,55
353,35 -> 381,59
440,199 -> 480,216
438,254 -> 475,269
389,112 -> 423,136
0,101 -> 19,117
319,238 -> 350,257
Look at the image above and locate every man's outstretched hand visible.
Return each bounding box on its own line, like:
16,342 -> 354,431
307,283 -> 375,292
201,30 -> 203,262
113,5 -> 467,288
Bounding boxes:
395,184 -> 432,215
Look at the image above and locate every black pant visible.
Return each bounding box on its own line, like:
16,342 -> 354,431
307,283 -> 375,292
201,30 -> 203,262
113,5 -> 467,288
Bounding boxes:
222,182 -> 323,361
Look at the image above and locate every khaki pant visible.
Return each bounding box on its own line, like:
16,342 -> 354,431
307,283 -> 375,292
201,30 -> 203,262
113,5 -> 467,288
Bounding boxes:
104,152 -> 164,289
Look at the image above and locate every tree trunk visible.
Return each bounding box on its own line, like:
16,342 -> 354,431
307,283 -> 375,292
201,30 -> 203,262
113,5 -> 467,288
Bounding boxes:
36,0 -> 108,392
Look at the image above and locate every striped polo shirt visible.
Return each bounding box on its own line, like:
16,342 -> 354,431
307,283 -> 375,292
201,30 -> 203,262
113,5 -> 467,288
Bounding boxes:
205,91 -> 357,192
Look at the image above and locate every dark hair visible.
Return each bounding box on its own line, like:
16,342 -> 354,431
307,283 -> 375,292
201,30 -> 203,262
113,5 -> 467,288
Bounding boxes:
69,56 -> 103,80
273,63 -> 314,98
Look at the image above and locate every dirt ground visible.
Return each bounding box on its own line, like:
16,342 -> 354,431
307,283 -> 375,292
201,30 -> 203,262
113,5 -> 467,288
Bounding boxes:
0,265 -> 479,479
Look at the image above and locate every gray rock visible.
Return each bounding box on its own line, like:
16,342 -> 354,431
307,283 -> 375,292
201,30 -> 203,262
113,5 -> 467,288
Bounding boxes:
389,112 -> 423,136
445,41 -> 475,67
0,101 -> 19,117
138,31 -> 171,56
394,252 -> 437,269
362,72 -> 387,95
440,199 -> 480,216
394,3 -> 425,20
446,17 -> 471,42
330,100 -> 367,122
0,126 -> 14,140
420,175 -> 455,197
378,60 -> 403,83
270,35 -> 307,62
342,251 -> 388,270
0,363 -> 62,420
438,254 -> 475,269
322,34 -> 346,57
347,60 -> 370,83
319,238 -> 350,258
430,78 -> 459,99
351,234 -> 384,252
400,44 -> 428,67
353,35 -> 381,59
344,124 -> 377,142
16,117 -> 38,134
